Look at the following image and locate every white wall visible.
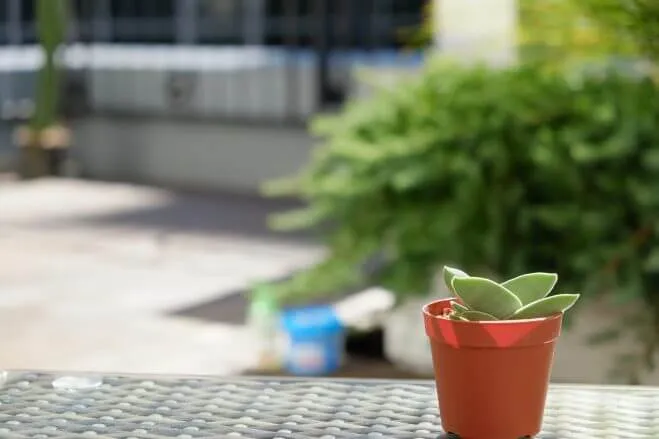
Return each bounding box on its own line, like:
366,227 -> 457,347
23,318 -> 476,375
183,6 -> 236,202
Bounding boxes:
435,0 -> 517,66
73,116 -> 314,193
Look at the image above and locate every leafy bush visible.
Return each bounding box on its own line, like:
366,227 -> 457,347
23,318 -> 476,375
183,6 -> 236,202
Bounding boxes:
576,0 -> 659,63
406,0 -> 657,70
518,0 -> 639,67
265,60 -> 659,309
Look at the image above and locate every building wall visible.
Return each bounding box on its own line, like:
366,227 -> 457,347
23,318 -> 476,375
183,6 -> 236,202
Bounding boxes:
73,116 -> 314,193
0,123 -> 16,172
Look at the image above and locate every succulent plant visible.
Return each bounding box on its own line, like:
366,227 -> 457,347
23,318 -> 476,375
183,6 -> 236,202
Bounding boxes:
442,266 -> 580,321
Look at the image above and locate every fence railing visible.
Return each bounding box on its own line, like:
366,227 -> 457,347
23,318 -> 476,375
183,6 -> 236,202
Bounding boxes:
0,0 -> 424,47
0,0 -> 425,127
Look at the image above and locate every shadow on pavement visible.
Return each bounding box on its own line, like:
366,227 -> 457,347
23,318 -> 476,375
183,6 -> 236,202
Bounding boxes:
28,186 -> 317,244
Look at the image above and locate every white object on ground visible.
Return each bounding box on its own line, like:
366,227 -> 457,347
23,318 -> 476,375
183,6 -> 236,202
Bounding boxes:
384,296 -> 436,375
383,272 -> 453,375
333,288 -> 395,331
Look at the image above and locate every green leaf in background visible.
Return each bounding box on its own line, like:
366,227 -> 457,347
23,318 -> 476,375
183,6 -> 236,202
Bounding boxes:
442,266 -> 469,295
501,272 -> 558,305
267,206 -> 330,231
643,248 -> 659,273
261,177 -> 302,197
510,294 -> 581,319
31,0 -> 67,131
452,277 -> 523,319
461,310 -> 499,321
642,149 -> 659,171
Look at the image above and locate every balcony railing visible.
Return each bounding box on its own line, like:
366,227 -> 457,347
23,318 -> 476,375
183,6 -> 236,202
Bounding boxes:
0,0 -> 425,128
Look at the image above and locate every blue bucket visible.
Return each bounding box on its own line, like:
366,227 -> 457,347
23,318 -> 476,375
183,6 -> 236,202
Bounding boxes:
280,305 -> 345,376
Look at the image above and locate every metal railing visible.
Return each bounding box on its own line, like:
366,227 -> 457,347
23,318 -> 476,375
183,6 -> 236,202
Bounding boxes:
0,0 -> 423,47
0,0 -> 425,127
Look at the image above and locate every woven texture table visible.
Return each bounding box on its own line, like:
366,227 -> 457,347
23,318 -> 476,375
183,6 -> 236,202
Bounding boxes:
0,371 -> 657,438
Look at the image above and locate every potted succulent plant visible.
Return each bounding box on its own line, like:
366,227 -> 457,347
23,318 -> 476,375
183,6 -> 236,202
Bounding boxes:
423,266 -> 579,439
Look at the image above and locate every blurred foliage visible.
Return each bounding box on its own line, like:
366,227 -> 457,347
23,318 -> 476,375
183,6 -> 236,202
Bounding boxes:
20,0 -> 69,179
519,0 -> 636,68
398,0 -> 434,49
576,0 -> 659,62
264,59 -> 659,381
403,0 -> 659,70
31,0 -> 67,130
265,59 -> 659,303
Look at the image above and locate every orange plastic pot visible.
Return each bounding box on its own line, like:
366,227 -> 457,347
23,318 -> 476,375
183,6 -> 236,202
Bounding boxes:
422,298 -> 562,439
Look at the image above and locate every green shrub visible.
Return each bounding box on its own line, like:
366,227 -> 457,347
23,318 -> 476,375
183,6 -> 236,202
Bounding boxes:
577,0 -> 659,64
265,58 -> 659,381
266,60 -> 659,306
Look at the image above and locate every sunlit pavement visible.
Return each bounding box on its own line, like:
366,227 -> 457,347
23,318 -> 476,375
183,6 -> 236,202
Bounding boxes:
0,178 -> 322,375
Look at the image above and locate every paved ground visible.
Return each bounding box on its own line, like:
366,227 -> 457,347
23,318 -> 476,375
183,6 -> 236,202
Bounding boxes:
0,177 -> 323,375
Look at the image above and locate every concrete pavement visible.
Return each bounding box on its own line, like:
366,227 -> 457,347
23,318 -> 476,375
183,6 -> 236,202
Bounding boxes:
0,177 -> 322,375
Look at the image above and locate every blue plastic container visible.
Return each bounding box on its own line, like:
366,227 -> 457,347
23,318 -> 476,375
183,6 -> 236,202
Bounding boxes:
280,305 -> 345,375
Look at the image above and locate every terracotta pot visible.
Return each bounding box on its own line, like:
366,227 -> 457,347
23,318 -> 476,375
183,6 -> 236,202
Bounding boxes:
423,298 -> 562,439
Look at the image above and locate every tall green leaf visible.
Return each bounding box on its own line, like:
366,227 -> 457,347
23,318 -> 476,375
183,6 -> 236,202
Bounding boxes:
452,277 -> 523,319
510,294 -> 581,319
502,272 -> 558,305
442,266 -> 469,295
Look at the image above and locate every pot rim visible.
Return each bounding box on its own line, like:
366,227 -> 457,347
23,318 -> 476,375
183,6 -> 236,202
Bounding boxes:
422,297 -> 563,325
423,298 -> 563,348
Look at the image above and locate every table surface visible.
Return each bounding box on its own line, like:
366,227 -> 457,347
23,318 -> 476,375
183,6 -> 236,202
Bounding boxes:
0,371 -> 657,438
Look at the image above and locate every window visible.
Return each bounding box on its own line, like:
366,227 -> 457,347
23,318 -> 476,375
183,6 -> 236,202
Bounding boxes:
197,0 -> 242,45
109,0 -> 175,43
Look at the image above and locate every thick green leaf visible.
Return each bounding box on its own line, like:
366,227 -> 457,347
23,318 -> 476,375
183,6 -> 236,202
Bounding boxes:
509,294 -> 581,319
442,266 -> 469,295
451,277 -> 523,319
501,272 -> 558,305
461,310 -> 499,321
451,301 -> 469,314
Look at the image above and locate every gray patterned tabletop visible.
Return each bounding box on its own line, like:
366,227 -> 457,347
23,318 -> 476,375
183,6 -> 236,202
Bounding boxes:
0,371 -> 656,438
